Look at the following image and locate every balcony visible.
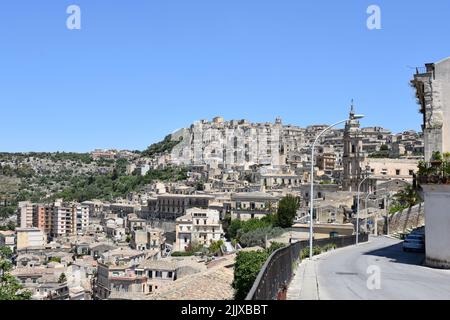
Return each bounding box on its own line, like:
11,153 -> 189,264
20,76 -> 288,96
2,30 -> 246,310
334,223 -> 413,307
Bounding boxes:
233,207 -> 274,213
417,152 -> 450,185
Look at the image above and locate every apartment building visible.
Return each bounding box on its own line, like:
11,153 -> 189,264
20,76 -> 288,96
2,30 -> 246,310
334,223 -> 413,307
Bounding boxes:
146,194 -> 214,220
95,248 -> 153,299
18,201 -> 34,228
32,205 -> 52,234
230,191 -> 279,221
75,205 -> 90,234
51,206 -> 72,238
130,227 -> 166,252
19,201 -> 90,239
174,208 -> 223,252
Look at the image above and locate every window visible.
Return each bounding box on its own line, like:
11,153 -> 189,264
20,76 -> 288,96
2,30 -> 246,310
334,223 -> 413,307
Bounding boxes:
330,231 -> 339,238
148,271 -> 153,278
396,169 -> 401,176
168,272 -> 173,278
409,170 -> 414,176
156,271 -> 162,278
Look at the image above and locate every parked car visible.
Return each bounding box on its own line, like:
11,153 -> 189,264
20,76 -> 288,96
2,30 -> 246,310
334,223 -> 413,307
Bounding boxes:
407,234 -> 425,241
403,234 -> 425,252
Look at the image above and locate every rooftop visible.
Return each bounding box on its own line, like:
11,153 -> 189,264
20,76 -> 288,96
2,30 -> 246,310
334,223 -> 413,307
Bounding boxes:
231,191 -> 278,201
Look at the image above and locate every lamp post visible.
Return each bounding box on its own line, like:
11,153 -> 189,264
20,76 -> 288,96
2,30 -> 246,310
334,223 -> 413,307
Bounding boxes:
309,114 -> 364,259
356,168 -> 371,245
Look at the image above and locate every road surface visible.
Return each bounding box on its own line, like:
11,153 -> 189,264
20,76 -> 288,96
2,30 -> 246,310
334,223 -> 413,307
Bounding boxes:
292,236 -> 450,300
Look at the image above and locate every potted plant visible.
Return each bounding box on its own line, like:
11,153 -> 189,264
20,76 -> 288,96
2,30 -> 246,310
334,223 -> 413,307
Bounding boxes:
431,151 -> 443,167
443,152 -> 450,162
417,161 -> 430,184
444,158 -> 450,184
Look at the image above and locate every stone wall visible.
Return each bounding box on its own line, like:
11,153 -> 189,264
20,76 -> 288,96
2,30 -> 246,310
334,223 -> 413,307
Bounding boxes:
376,203 -> 425,235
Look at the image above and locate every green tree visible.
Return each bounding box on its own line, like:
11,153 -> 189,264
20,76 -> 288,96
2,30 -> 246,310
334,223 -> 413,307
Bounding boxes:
0,247 -> 13,260
58,273 -> 67,284
275,195 -> 300,228
142,135 -> 183,157
393,185 -> 420,208
208,240 -> 224,256
228,219 -> 243,240
232,250 -> 269,300
0,247 -> 32,300
232,242 -> 286,300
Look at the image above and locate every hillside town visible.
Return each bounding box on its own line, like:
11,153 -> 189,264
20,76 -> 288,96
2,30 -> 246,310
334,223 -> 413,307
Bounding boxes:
0,92 -> 429,300
3,52 -> 450,300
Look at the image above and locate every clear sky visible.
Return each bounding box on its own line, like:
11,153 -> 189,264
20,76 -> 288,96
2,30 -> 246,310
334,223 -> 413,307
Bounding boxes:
1,1 -> 449,152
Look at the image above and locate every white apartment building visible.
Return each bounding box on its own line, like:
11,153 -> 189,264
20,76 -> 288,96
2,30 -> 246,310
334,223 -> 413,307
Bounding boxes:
175,208 -> 224,252
75,205 -> 90,234
50,203 -> 90,238
51,206 -> 72,238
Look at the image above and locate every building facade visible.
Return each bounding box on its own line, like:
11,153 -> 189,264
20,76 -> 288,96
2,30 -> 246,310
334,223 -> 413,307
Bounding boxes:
174,208 -> 223,252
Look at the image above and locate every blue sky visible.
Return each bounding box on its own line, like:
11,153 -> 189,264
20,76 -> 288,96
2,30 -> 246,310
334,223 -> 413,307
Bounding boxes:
1,1 -> 449,152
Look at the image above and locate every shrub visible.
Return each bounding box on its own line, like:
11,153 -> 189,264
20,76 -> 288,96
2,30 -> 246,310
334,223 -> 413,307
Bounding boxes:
232,250 -> 269,300
239,227 -> 284,248
267,242 -> 286,254
301,246 -> 324,259
323,243 -> 337,252
208,240 -> 225,256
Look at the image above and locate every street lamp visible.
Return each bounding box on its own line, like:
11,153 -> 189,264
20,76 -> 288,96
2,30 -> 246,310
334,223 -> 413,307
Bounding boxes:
356,168 -> 371,245
309,113 -> 364,259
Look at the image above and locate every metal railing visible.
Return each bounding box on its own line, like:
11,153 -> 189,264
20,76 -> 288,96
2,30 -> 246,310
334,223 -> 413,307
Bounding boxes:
245,233 -> 369,300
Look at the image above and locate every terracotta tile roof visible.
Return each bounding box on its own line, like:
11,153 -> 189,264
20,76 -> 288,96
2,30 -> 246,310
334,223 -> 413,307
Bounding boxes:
145,256 -> 235,300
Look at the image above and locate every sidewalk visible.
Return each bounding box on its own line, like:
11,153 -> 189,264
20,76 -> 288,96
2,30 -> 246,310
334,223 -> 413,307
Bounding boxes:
286,258 -> 320,300
286,240 -> 373,300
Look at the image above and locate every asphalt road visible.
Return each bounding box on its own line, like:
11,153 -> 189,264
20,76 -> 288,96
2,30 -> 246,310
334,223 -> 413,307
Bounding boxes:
316,236 -> 450,300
